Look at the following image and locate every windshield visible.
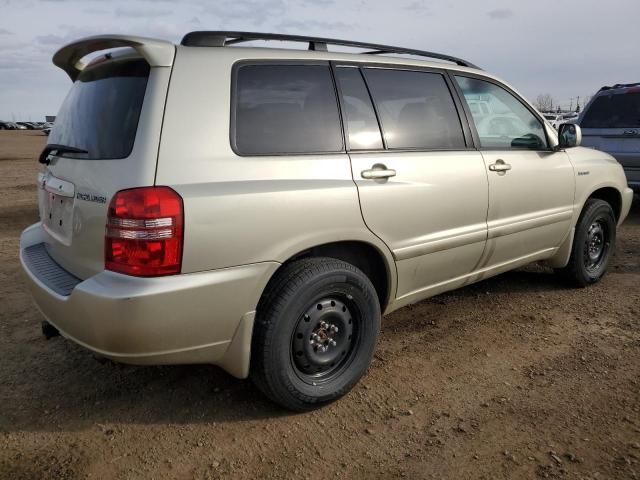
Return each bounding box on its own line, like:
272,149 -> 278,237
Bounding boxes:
48,58 -> 150,159
581,91 -> 640,128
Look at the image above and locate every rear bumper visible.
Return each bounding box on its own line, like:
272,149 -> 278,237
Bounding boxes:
20,223 -> 279,378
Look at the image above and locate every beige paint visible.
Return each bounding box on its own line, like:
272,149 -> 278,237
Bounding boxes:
20,36 -> 635,379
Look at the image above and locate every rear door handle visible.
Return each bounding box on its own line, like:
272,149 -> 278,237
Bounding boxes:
488,160 -> 512,173
361,164 -> 396,180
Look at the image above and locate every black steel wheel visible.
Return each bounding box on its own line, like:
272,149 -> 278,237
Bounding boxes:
556,198 -> 616,287
291,297 -> 358,383
583,219 -> 610,274
251,257 -> 381,411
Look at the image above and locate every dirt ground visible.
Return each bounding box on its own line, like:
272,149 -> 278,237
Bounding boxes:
0,130 -> 639,480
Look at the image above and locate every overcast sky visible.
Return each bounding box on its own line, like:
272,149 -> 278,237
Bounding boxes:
1,0 -> 638,121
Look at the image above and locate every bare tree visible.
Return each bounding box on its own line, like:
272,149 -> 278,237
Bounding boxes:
534,93 -> 555,112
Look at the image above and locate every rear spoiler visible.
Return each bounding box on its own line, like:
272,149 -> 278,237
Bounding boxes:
52,35 -> 175,81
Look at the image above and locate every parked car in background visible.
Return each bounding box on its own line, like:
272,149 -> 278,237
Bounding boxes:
543,113 -> 563,129
21,32 -> 633,411
0,121 -> 12,130
558,112 -> 579,127
467,99 -> 491,117
16,122 -> 40,130
578,83 -> 640,191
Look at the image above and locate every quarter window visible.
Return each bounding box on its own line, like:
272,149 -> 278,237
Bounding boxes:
363,68 -> 466,150
455,76 -> 548,150
234,64 -> 343,155
334,67 -> 383,150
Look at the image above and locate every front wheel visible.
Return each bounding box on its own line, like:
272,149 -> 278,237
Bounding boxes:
556,199 -> 616,287
250,258 -> 381,411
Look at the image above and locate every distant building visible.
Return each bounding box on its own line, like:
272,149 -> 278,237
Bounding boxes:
45,116 -> 56,123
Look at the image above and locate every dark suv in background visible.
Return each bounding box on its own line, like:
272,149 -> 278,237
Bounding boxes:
579,83 -> 640,191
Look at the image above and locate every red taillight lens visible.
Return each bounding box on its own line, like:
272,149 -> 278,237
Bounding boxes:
105,186 -> 183,277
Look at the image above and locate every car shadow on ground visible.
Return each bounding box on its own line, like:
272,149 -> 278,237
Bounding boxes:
4,269 -> 576,433
4,348 -> 288,434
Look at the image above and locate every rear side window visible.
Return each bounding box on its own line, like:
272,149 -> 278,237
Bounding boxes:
48,58 -> 149,160
233,64 -> 343,155
363,68 -> 465,150
334,67 -> 383,150
581,91 -> 640,128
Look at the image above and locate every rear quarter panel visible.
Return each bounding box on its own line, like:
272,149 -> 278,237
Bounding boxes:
155,47 -> 396,299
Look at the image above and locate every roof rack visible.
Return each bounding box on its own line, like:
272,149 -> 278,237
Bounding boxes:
180,31 -> 480,69
599,82 -> 640,91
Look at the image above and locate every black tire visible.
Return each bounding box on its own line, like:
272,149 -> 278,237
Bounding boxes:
250,257 -> 381,411
556,199 -> 616,287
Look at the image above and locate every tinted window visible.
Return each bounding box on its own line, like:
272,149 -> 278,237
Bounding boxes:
48,58 -> 149,160
455,76 -> 548,150
334,67 -> 383,150
234,65 -> 343,155
581,91 -> 640,128
363,68 -> 465,150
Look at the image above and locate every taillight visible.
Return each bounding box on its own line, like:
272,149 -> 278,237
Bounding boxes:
105,186 -> 183,277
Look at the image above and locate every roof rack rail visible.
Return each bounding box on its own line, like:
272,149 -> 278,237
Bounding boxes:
180,31 -> 480,69
599,82 -> 640,91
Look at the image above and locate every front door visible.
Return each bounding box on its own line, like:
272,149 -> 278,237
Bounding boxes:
334,65 -> 489,305
454,75 -> 575,270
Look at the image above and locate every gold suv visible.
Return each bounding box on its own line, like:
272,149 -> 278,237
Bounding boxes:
20,32 -> 633,410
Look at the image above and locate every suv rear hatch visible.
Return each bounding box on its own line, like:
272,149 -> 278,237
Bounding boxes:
38,36 -> 175,279
580,86 -> 640,182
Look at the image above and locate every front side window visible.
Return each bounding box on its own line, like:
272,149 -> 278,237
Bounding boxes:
363,68 -> 465,150
455,76 -> 548,150
233,64 -> 343,155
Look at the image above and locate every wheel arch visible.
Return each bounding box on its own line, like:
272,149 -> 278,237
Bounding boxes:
261,240 -> 396,314
548,185 -> 622,269
586,186 -> 622,222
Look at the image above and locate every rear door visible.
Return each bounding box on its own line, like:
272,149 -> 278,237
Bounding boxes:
453,75 -> 574,268
580,88 -> 640,188
39,54 -> 171,279
336,64 -> 489,303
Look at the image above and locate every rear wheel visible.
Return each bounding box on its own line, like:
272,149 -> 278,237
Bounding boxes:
250,257 -> 381,411
556,199 -> 616,287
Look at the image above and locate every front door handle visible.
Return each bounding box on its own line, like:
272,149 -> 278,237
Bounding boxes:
361,164 -> 396,180
488,159 -> 512,173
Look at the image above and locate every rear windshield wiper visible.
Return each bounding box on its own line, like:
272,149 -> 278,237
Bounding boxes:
39,144 -> 89,164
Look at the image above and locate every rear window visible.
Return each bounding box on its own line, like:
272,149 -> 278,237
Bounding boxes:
363,68 -> 465,150
581,91 -> 640,128
48,58 -> 149,159
233,64 -> 343,155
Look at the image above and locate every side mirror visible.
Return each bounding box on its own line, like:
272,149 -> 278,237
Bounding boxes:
557,123 -> 582,149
